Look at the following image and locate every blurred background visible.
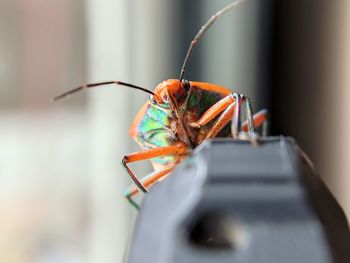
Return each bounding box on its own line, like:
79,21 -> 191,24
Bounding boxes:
0,0 -> 349,262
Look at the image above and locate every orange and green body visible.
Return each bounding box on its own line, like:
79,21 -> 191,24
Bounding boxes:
129,79 -> 232,169
122,79 -> 267,209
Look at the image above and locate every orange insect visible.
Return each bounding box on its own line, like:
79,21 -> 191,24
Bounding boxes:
54,0 -> 268,209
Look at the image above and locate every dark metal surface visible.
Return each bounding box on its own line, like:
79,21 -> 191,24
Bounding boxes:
127,137 -> 350,263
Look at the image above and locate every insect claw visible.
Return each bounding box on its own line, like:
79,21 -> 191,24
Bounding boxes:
238,132 -> 261,147
125,194 -> 140,211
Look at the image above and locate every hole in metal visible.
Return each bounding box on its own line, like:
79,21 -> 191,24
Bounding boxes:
188,213 -> 246,251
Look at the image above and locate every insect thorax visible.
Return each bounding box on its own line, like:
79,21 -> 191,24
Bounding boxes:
133,84 -> 231,167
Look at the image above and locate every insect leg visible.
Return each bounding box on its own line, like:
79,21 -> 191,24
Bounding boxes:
231,93 -> 242,138
242,109 -> 268,133
123,166 -> 175,210
244,97 -> 256,133
204,99 -> 236,140
190,94 -> 235,128
190,93 -> 267,135
122,144 -> 187,194
201,93 -> 241,140
203,96 -> 267,141
238,108 -> 269,145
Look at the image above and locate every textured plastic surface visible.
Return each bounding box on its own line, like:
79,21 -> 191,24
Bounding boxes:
127,137 -> 350,263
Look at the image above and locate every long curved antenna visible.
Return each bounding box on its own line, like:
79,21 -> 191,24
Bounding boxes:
179,0 -> 246,80
52,81 -> 157,101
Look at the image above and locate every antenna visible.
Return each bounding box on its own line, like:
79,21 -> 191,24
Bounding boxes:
179,0 -> 246,80
52,81 -> 157,101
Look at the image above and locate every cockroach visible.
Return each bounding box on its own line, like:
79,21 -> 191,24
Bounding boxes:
53,0 -> 268,209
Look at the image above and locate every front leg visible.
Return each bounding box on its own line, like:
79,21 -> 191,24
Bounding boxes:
121,144 -> 187,194
204,107 -> 268,141
123,166 -> 175,210
189,93 -> 236,128
189,93 -> 268,143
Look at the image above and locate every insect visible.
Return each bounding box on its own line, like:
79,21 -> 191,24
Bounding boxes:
53,0 -> 268,210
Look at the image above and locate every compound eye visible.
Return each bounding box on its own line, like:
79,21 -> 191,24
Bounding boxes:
181,79 -> 191,91
149,95 -> 157,104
